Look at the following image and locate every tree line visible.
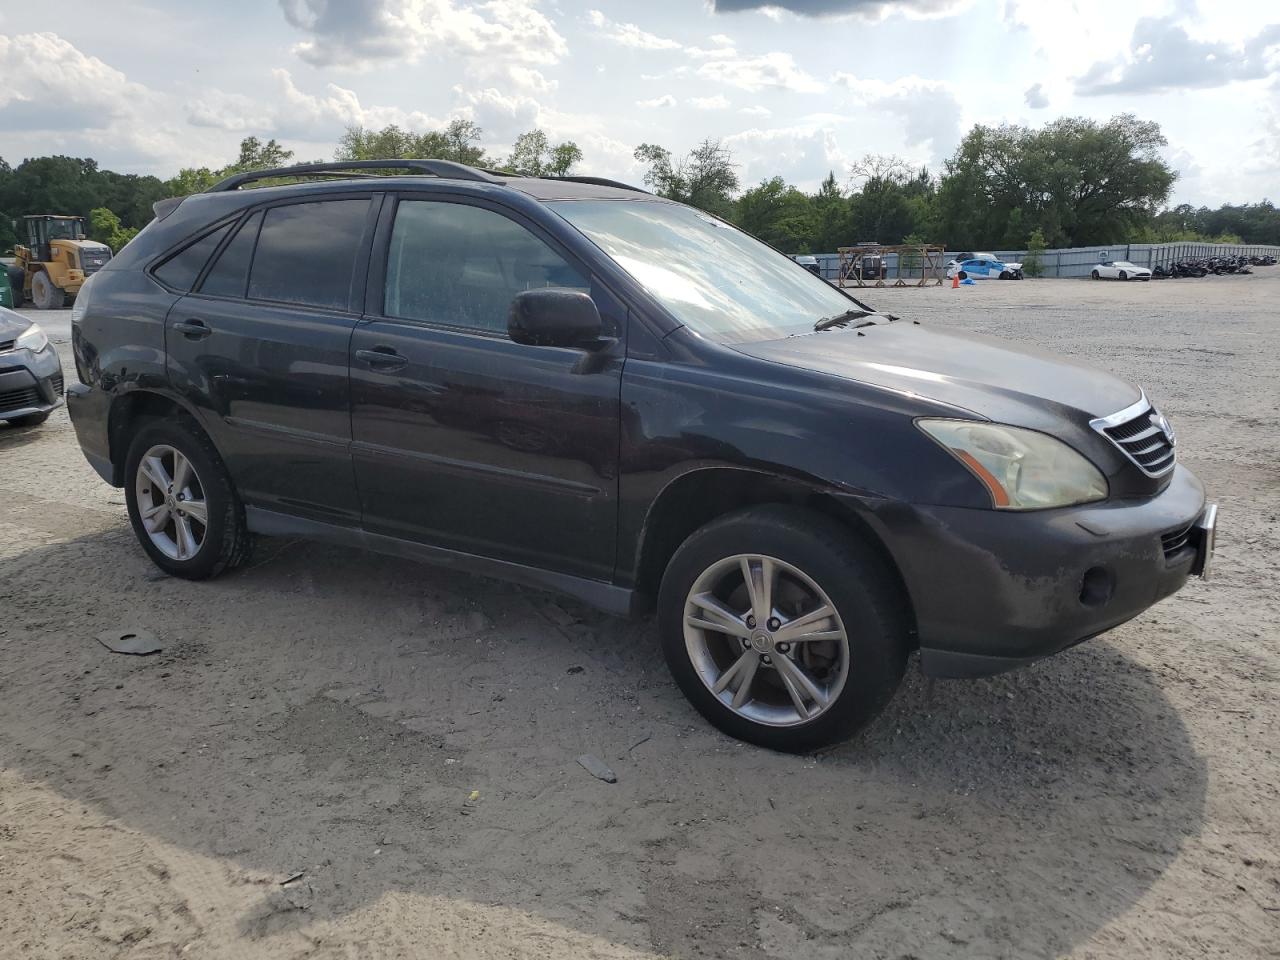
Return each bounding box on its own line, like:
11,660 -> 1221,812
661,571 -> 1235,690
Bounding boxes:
3,113 -> 1277,256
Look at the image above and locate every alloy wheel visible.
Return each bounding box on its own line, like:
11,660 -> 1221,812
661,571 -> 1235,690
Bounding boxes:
134,444 -> 209,561
682,554 -> 850,727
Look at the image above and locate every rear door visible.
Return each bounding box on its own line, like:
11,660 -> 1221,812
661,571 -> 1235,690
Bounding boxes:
164,194 -> 379,526
349,194 -> 624,580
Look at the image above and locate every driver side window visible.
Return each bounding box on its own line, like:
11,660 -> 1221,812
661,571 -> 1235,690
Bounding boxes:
384,200 -> 591,334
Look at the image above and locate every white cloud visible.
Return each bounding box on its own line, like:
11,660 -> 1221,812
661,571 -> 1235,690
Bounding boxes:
1076,18 -> 1280,95
710,0 -> 969,19
269,69 -> 449,138
0,32 -> 151,131
279,0 -> 568,70
1023,82 -> 1048,109
724,123 -> 851,190
690,95 -> 732,109
831,72 -> 960,161
699,52 -> 824,93
585,9 -> 682,50
740,105 -> 773,117
637,94 -> 678,108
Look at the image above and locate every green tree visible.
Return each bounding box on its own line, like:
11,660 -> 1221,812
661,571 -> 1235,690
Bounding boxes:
335,119 -> 490,167
505,129 -> 582,176
1022,227 -> 1046,277
634,139 -> 739,217
734,177 -> 813,251
89,207 -> 140,252
936,114 -> 1176,249
810,171 -> 849,252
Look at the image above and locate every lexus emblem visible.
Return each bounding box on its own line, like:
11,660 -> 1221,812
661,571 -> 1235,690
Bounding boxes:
1151,411 -> 1176,446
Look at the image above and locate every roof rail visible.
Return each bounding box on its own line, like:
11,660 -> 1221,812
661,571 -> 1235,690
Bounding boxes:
539,175 -> 650,195
207,159 -> 505,192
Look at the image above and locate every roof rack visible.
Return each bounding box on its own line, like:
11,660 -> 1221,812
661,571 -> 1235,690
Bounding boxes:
538,175 -> 649,195
207,159 -> 505,192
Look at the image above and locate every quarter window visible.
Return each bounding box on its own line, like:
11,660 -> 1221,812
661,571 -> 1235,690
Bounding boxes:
153,222 -> 233,291
247,199 -> 370,310
199,211 -> 262,299
384,200 -> 589,333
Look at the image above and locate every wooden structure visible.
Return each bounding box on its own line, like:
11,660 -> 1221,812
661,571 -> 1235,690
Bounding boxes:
837,243 -> 947,288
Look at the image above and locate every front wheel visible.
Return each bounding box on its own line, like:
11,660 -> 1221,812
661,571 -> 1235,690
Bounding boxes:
658,505 -> 909,752
1119,270 -> 1128,280
124,418 -> 252,579
31,271 -> 65,309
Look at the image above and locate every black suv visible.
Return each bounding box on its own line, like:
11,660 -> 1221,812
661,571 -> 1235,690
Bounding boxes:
67,160 -> 1216,751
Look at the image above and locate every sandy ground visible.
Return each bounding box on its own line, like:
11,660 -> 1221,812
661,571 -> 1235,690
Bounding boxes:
1,274 -> 1277,959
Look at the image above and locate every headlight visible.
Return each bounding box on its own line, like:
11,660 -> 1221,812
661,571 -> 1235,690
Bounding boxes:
16,323 -> 49,354
917,419 -> 1107,510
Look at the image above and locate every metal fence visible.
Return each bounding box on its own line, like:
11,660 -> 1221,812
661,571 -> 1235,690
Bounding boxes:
807,242 -> 1280,281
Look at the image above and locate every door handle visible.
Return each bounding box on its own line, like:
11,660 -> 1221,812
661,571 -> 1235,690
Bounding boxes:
355,347 -> 408,371
173,320 -> 212,340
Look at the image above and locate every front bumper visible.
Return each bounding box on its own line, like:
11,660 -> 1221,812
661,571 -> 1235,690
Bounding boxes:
859,465 -> 1214,678
0,345 -> 64,420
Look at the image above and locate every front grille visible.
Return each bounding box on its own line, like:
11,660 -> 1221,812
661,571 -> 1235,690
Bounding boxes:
1092,399 -> 1176,476
50,371 -> 64,396
1161,523 -> 1195,560
0,385 -> 41,411
0,339 -> 13,352
80,248 -> 111,275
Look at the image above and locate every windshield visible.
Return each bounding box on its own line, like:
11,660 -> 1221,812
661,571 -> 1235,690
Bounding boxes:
46,219 -> 85,240
549,199 -> 859,343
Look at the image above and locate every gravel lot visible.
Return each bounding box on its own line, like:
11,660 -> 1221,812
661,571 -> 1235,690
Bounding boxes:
1,275 -> 1277,959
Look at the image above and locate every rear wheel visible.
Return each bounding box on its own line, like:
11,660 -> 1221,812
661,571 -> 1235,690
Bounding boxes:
124,418 -> 252,580
658,505 -> 909,752
1091,269 -> 1101,280
31,271 -> 65,309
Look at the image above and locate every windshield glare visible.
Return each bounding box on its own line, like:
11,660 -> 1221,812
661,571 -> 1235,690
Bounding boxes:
549,199 -> 858,343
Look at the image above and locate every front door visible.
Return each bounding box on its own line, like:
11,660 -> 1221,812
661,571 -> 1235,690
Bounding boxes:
349,196 -> 624,581
164,196 -> 377,525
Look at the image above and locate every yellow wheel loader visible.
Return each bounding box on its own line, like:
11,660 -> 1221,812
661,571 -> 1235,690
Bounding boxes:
11,215 -> 113,309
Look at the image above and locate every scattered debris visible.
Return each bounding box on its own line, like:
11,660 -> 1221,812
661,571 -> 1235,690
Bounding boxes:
566,665 -> 584,674
280,872 -> 304,886
468,789 -> 480,802
627,734 -> 651,756
577,753 -> 617,783
96,628 -> 162,656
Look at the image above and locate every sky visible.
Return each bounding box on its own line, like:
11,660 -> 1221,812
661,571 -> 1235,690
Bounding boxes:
0,0 -> 1276,207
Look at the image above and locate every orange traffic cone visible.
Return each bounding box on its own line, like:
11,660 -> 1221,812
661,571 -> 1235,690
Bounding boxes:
951,273 -> 959,289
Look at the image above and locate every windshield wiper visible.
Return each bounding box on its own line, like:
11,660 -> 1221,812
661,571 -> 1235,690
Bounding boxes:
814,309 -> 875,331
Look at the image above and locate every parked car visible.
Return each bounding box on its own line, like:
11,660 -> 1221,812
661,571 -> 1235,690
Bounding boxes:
947,252 -> 1023,280
791,254 -> 821,276
0,308 -> 64,426
67,159 -> 1216,752
1092,261 -> 1151,281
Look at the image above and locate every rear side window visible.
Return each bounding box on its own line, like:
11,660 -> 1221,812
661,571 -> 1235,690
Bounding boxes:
153,222 -> 233,291
247,199 -> 370,310
384,200 -> 589,333
199,211 -> 262,299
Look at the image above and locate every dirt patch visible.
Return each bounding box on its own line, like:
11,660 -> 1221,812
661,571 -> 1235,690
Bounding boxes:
1,276 -> 1278,957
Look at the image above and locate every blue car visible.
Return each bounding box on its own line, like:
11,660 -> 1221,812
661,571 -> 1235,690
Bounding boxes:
947,252 -> 1024,280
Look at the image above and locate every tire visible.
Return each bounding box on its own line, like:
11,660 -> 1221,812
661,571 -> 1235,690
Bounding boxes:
124,417 -> 252,580
31,270 -> 66,309
1119,271 -> 1128,281
657,505 -> 909,752
957,270 -> 967,280
1091,270 -> 1101,280
5,411 -> 49,427
999,271 -> 1010,279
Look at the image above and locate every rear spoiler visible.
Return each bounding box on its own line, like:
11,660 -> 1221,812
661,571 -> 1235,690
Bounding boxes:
152,196 -> 185,221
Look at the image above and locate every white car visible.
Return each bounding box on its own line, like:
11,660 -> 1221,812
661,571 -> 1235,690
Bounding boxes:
946,252 -> 1024,280
1091,260 -> 1151,281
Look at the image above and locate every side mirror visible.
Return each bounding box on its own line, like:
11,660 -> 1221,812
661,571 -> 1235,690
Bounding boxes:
508,289 -> 604,350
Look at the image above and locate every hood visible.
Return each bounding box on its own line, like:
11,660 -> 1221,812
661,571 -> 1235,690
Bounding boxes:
734,321 -> 1140,421
1002,260 -> 1023,270
0,306 -> 33,342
